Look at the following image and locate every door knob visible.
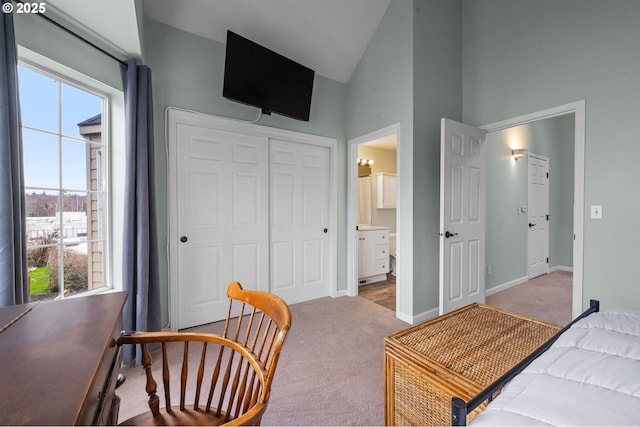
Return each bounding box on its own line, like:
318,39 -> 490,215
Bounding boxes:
324,228 -> 328,233
528,223 -> 536,228
180,236 -> 188,243
444,231 -> 458,238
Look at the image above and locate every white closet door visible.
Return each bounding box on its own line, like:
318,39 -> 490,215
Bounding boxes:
270,139 -> 331,304
176,124 -> 269,329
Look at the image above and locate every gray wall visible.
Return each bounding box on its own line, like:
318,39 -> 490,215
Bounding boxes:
412,0 -> 463,314
552,115 -> 575,270
463,0 -> 640,309
347,0 -> 463,318
346,0 -> 415,314
486,115 -> 574,290
13,13 -> 121,90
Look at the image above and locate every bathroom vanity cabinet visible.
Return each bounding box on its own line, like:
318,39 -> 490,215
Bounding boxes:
358,226 -> 390,284
376,173 -> 397,209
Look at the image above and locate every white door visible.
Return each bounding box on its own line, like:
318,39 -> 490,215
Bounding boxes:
527,153 -> 549,279
270,139 -> 331,304
177,124 -> 269,329
439,118 -> 487,315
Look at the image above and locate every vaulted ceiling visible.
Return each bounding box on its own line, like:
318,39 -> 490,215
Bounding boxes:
143,0 -> 391,84
44,0 -> 391,84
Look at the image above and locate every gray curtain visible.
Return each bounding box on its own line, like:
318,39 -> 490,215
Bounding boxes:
121,59 -> 160,365
0,0 -> 29,307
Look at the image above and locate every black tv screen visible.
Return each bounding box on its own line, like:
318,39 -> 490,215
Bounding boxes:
223,30 -> 315,121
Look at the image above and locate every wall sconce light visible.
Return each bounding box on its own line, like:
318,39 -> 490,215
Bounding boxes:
358,158 -> 374,166
512,148 -> 528,161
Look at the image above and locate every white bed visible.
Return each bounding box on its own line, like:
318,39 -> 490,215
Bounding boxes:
469,308 -> 640,426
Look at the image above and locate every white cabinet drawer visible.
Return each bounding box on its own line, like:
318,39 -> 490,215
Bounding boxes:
376,259 -> 389,273
358,227 -> 390,281
376,244 -> 389,259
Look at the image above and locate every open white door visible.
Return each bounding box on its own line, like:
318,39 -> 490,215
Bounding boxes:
439,118 -> 487,315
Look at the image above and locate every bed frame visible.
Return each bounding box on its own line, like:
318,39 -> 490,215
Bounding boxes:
450,299 -> 601,426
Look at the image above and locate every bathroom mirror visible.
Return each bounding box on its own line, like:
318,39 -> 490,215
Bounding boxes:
358,164 -> 372,177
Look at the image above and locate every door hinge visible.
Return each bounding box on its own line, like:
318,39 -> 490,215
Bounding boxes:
546,172 -> 549,178
546,257 -> 549,263
546,214 -> 550,221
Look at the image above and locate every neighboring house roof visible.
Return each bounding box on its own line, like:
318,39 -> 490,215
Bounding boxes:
77,114 -> 101,127
78,114 -> 102,138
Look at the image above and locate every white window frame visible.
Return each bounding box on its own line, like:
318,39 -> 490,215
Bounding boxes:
18,57 -> 113,298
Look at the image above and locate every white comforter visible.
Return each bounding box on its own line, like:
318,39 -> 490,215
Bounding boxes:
470,308 -> 640,426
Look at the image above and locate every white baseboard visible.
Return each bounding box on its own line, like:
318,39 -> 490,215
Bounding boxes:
485,275 -> 528,296
334,289 -> 348,298
396,306 -> 439,325
550,265 -> 573,273
485,267 -> 573,297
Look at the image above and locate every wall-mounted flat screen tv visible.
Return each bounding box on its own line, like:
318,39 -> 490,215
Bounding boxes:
223,30 -> 315,122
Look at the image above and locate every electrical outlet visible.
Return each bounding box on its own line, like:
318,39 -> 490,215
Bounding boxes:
591,205 -> 603,219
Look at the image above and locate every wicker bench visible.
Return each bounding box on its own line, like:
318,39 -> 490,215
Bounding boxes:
384,303 -> 561,426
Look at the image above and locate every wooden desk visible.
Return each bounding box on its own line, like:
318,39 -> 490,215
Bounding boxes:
0,292 -> 127,425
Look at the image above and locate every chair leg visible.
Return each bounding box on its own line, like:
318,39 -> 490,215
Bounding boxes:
141,344 -> 161,416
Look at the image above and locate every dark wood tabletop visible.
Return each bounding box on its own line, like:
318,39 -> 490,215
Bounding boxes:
0,292 -> 127,425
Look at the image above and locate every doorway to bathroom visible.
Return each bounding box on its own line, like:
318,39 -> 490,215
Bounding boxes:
347,124 -> 400,313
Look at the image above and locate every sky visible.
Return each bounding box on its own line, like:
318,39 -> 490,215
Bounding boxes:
18,64 -> 102,193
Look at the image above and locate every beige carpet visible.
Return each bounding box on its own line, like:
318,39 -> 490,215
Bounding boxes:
117,272 -> 571,425
486,270 -> 573,326
117,295 -> 409,426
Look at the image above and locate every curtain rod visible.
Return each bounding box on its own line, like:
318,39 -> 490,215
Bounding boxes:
14,0 -> 128,68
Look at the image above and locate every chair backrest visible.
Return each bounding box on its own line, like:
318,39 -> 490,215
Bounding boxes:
117,282 -> 291,426
223,281 -> 291,394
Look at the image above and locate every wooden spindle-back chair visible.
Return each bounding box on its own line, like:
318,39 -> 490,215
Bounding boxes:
117,282 -> 291,426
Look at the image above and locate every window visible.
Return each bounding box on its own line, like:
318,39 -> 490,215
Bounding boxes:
19,63 -> 109,300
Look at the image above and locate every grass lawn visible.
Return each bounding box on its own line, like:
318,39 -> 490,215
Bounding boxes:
28,267 -> 51,295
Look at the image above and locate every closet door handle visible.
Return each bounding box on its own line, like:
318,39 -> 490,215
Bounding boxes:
444,231 -> 458,238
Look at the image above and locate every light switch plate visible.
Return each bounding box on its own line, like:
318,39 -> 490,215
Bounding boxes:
591,205 -> 603,219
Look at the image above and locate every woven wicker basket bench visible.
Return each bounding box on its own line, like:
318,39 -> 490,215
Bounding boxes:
384,303 -> 561,426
